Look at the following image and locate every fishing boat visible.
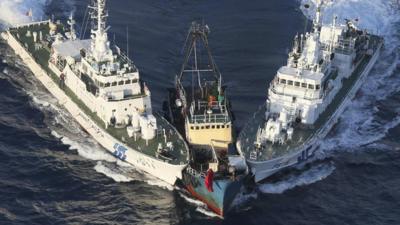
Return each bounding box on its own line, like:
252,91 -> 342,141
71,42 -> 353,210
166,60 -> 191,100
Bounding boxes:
237,1 -> 384,183
1,0 -> 189,185
165,22 -> 248,217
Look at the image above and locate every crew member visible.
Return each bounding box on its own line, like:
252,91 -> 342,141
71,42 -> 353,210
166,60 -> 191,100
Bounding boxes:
59,73 -> 65,89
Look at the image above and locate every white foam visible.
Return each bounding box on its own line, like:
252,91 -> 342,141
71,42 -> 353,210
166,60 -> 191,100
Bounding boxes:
145,178 -> 174,191
259,162 -> 335,194
195,207 -> 220,218
229,187 -> 257,211
31,95 -> 51,108
178,192 -> 207,207
0,0 -> 49,28
178,192 -> 220,218
50,130 -> 62,139
60,135 -> 116,162
94,161 -> 134,183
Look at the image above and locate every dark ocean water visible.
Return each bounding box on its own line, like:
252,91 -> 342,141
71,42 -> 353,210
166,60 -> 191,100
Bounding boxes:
0,0 -> 400,224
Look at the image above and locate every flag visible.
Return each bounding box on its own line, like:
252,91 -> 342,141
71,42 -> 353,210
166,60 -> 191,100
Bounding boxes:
205,169 -> 214,192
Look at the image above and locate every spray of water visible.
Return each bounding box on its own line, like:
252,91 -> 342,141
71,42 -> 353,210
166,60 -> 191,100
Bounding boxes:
0,0 -> 49,28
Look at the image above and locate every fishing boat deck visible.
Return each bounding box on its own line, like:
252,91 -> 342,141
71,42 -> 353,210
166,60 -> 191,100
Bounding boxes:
182,84 -> 231,124
238,35 -> 383,161
8,22 -> 188,165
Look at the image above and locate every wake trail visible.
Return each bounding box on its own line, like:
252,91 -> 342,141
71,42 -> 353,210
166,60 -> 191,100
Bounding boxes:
259,162 -> 336,194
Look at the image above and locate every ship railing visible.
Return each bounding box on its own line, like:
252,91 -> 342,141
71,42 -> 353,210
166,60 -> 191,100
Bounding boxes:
9,20 -> 51,30
270,87 -> 322,101
189,113 -> 230,124
191,100 -> 228,114
104,93 -> 146,102
187,166 -> 206,178
155,112 -> 190,161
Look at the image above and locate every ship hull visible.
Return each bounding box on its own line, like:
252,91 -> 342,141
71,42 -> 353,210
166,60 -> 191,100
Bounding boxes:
240,40 -> 383,183
246,144 -> 319,182
182,168 -> 243,217
1,26 -> 185,185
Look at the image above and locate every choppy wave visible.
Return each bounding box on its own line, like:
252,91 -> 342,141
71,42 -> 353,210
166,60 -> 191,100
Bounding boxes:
229,186 -> 257,212
259,162 -> 336,194
178,192 -> 220,218
94,161 -> 134,182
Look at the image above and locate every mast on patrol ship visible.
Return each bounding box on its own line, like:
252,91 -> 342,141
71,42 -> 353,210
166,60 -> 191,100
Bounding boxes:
89,0 -> 113,62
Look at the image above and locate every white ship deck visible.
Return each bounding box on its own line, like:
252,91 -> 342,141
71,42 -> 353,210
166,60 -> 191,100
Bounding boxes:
238,35 -> 383,162
8,22 -> 188,166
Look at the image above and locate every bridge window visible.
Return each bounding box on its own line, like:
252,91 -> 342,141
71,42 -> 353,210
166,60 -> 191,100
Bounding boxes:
125,80 -> 131,84
308,84 -> 315,89
301,83 -> 307,88
205,125 -> 210,129
104,82 -> 110,87
211,125 -> 215,129
195,126 -> 199,130
294,81 -> 300,87
288,80 -> 293,85
221,125 -> 225,128
111,82 -> 117,86
190,126 -> 194,130
280,79 -> 286,84
118,81 -> 124,85
316,84 -> 320,90
226,125 -> 230,128
216,125 -> 220,129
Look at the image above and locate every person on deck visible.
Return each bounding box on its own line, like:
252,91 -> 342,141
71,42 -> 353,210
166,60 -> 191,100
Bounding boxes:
59,73 -> 65,89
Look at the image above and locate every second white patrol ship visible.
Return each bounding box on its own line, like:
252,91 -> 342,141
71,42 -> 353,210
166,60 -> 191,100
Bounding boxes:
238,0 -> 384,182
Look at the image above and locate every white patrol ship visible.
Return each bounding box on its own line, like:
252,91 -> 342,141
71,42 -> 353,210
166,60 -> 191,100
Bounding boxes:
1,0 -> 189,185
237,0 -> 384,183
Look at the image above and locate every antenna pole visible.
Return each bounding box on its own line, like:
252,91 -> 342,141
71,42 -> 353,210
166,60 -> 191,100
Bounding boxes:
126,26 -> 129,57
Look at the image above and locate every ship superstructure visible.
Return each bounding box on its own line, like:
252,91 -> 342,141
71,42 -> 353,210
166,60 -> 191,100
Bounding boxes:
2,0 -> 189,185
166,22 -> 247,217
175,23 -> 232,148
238,1 -> 384,182
50,1 -> 151,127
